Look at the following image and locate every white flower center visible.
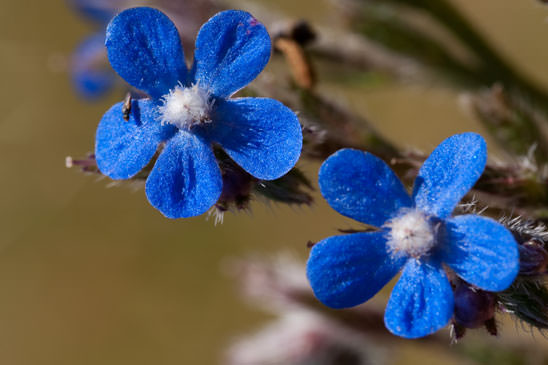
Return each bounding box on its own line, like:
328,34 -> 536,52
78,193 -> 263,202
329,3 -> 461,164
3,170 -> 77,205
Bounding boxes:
158,84 -> 214,129
385,210 -> 436,258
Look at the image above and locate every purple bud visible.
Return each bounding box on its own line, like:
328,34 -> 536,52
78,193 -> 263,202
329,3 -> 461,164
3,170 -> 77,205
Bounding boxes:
519,239 -> 548,276
217,164 -> 255,211
454,283 -> 496,329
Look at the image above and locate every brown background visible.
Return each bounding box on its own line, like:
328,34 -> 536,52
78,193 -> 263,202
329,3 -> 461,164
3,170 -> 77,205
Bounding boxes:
1,0 -> 548,363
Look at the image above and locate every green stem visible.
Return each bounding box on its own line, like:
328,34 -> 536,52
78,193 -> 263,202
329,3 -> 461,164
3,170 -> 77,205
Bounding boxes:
380,0 -> 548,114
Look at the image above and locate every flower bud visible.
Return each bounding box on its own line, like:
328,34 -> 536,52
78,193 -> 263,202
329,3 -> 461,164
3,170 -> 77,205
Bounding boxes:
453,283 -> 496,329
518,239 -> 548,276
216,163 -> 255,212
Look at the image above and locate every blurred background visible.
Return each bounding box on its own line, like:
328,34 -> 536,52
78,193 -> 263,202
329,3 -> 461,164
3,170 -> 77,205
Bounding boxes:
2,0 -> 548,364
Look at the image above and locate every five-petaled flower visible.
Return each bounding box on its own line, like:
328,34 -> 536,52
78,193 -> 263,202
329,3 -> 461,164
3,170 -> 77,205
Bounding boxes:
306,133 -> 519,338
95,7 -> 302,218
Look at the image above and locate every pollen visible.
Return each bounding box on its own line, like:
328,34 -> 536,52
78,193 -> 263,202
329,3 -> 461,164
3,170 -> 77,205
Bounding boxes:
158,84 -> 214,129
385,209 -> 436,258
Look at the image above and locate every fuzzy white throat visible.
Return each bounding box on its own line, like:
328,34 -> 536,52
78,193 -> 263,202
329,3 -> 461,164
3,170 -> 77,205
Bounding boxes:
158,84 -> 214,129
385,210 -> 436,258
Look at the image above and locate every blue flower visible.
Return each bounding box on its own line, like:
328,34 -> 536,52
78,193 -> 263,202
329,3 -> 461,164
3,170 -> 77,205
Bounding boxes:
95,7 -> 302,218
68,0 -> 122,99
69,0 -> 121,24
72,33 -> 116,99
306,133 -> 519,338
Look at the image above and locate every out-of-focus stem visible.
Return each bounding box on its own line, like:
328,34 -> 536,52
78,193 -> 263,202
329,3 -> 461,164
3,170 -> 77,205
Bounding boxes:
369,0 -> 548,116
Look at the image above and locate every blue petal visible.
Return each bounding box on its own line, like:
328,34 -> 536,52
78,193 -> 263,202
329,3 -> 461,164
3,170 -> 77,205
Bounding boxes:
206,98 -> 302,180
95,99 -> 174,179
307,231 -> 406,309
413,133 -> 487,219
145,131 -> 222,218
441,215 -> 519,291
385,259 -> 453,338
319,149 -> 412,227
192,10 -> 271,98
68,0 -> 116,24
71,33 -> 115,100
105,7 -> 187,99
